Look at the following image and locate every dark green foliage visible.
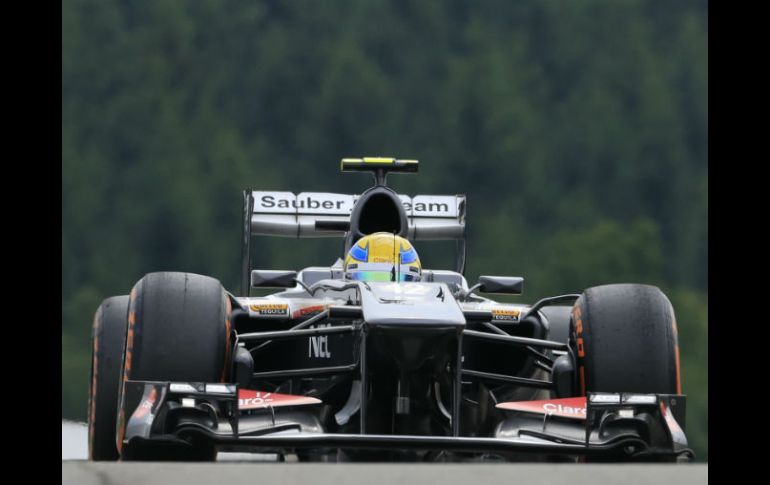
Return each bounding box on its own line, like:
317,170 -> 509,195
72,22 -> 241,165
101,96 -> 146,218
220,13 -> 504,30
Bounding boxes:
62,0 -> 707,459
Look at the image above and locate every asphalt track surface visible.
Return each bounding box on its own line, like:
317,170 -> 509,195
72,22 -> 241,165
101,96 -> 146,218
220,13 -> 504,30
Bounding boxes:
63,421 -> 707,484
63,462 -> 707,485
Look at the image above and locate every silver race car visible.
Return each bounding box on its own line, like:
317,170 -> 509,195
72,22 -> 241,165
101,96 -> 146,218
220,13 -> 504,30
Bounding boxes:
88,158 -> 692,462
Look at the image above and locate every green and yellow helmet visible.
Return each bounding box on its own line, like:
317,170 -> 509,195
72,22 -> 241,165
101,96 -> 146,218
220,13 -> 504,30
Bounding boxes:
343,232 -> 422,282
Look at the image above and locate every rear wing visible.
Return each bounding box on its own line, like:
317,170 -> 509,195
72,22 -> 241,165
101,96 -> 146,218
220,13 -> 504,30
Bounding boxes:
241,191 -> 466,295
249,191 -> 465,239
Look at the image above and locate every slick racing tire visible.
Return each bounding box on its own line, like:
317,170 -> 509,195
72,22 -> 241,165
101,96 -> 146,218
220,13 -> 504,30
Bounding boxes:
88,295 -> 129,461
570,284 -> 681,395
117,272 -> 232,461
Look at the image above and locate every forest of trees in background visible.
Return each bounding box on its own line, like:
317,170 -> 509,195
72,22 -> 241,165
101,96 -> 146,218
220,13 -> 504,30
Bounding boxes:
62,0 -> 708,459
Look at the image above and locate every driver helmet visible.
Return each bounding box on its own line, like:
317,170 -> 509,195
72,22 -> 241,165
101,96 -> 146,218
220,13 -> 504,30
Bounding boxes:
344,232 -> 422,282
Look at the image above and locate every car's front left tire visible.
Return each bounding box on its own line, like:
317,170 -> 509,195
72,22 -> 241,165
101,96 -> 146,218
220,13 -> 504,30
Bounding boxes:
116,272 -> 233,461
570,283 -> 680,395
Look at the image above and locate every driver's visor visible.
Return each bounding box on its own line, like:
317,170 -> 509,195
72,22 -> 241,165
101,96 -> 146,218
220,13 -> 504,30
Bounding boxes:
346,263 -> 420,282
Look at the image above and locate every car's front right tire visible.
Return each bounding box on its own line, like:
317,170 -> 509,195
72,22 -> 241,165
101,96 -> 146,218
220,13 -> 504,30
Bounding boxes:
88,295 -> 129,461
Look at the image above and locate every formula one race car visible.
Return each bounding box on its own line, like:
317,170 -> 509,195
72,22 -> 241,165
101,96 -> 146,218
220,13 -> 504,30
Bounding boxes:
88,158 -> 692,462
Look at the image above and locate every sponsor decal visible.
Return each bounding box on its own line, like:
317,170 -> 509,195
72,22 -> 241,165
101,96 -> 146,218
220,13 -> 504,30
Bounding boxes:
131,387 -> 158,421
491,307 -> 521,322
206,383 -> 236,394
590,393 -> 621,404
238,390 -> 322,410
292,305 -> 326,319
252,192 -> 459,218
405,196 -> 458,218
249,303 -> 289,317
496,397 -> 587,420
308,323 -> 332,359
261,193 -> 348,211
253,191 -> 353,215
404,201 -> 449,214
169,383 -> 200,393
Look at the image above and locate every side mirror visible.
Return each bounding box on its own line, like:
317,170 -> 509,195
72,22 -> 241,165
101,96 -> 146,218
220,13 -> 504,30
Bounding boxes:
477,275 -> 524,295
251,270 -> 298,288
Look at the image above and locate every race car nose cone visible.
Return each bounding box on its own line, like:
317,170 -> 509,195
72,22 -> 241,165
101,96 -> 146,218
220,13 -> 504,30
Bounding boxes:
359,282 -> 466,328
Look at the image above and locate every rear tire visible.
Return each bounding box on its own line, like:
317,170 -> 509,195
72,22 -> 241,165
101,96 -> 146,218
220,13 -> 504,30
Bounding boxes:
571,284 -> 680,395
88,296 -> 129,461
117,272 -> 232,461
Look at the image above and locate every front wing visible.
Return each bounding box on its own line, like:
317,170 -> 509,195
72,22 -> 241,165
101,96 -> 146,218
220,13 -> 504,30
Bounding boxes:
120,380 -> 693,462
